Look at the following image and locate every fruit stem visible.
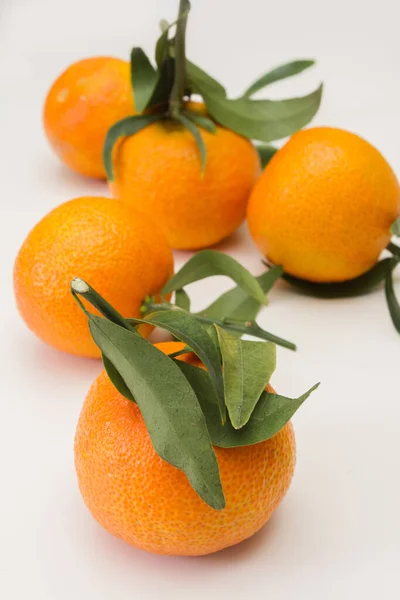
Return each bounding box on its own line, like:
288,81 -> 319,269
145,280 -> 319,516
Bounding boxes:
169,0 -> 189,118
143,302 -> 296,350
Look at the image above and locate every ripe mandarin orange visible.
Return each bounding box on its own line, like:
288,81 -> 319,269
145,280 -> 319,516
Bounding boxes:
13,197 -> 173,358
74,341 -> 296,556
110,103 -> 261,250
247,127 -> 400,282
43,57 -> 134,179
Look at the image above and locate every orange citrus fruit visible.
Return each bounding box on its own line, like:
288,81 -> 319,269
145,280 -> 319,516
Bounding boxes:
74,341 -> 296,556
247,127 -> 400,282
43,57 -> 134,179
13,197 -> 173,358
110,103 -> 261,250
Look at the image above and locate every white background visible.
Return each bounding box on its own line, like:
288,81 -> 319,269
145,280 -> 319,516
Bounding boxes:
1,0 -> 400,598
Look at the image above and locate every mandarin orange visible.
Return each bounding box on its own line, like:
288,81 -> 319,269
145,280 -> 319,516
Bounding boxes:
74,341 -> 296,556
43,57 -> 134,179
247,127 -> 400,282
14,197 -> 173,357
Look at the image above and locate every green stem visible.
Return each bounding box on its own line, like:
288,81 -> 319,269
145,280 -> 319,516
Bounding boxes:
143,302 -> 296,351
387,241 -> 400,258
169,0 -> 189,117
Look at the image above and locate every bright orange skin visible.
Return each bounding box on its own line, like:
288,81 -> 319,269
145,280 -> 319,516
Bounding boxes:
43,57 -> 134,179
13,197 -> 173,358
247,127 -> 400,282
75,341 -> 296,556
110,108 -> 261,250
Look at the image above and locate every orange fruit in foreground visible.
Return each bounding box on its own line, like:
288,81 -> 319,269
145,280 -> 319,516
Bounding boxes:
74,341 -> 296,556
14,197 -> 173,357
247,127 -> 400,282
43,57 -> 134,179
110,103 -> 261,250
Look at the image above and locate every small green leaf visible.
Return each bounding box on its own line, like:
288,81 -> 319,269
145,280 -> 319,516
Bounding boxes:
175,288 -> 191,311
175,113 -> 207,173
144,309 -> 226,423
385,269 -> 400,333
242,60 -> 315,98
102,354 -> 135,403
155,25 -> 170,67
215,326 -> 276,429
103,114 -> 163,181
221,319 -> 296,351
130,48 -> 158,113
199,267 -> 283,324
275,257 -> 400,298
177,362 -> 319,447
162,250 -> 268,306
159,19 -> 169,33
193,82 -> 323,143
391,217 -> 400,237
85,316 -> 225,510
186,61 -> 226,97
182,110 -> 217,134
256,144 -> 278,169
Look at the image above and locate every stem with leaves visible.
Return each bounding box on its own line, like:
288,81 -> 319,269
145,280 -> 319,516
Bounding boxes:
169,0 -> 189,118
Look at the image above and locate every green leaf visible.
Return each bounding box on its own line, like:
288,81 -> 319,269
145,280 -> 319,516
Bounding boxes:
146,57 -> 175,110
162,250 -> 268,306
220,319 -> 296,351
159,19 -> 169,33
177,362 -> 319,447
193,82 -> 323,143
186,61 -> 226,97
256,144 -> 278,169
175,288 -> 191,311
155,24 -> 170,67
275,257 -> 400,298
391,217 -> 400,237
144,309 -> 226,423
130,48 -> 158,113
199,267 -> 283,324
103,114 -> 163,181
102,354 -> 135,403
387,242 -> 400,259
86,316 -> 225,510
175,113 -> 207,173
242,60 -> 315,98
215,326 -> 276,429
182,110 -> 217,134
385,269 -> 400,333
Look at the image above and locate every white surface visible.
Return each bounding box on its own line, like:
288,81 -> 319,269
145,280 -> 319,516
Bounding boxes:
1,0 -> 400,598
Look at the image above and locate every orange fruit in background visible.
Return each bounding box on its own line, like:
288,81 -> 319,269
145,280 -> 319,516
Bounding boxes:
247,127 -> 400,282
74,341 -> 296,556
43,57 -> 134,179
13,197 -> 173,358
110,103 -> 261,250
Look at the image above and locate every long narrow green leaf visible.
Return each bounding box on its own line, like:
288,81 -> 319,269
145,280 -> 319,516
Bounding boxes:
162,250 -> 268,305
177,362 -> 319,447
277,257 -> 399,298
102,354 -> 135,402
199,266 -> 283,324
193,81 -> 323,142
215,326 -> 276,429
186,61 -> 226,96
175,288 -> 191,311
242,60 -> 315,98
147,57 -> 175,110
385,269 -> 400,333
103,114 -> 163,181
182,110 -> 217,134
85,316 -> 225,510
176,113 -> 207,173
144,309 -> 225,423
130,48 -> 158,113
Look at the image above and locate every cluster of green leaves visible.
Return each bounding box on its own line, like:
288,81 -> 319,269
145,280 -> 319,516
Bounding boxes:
103,0 -> 323,179
71,251 -> 319,510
